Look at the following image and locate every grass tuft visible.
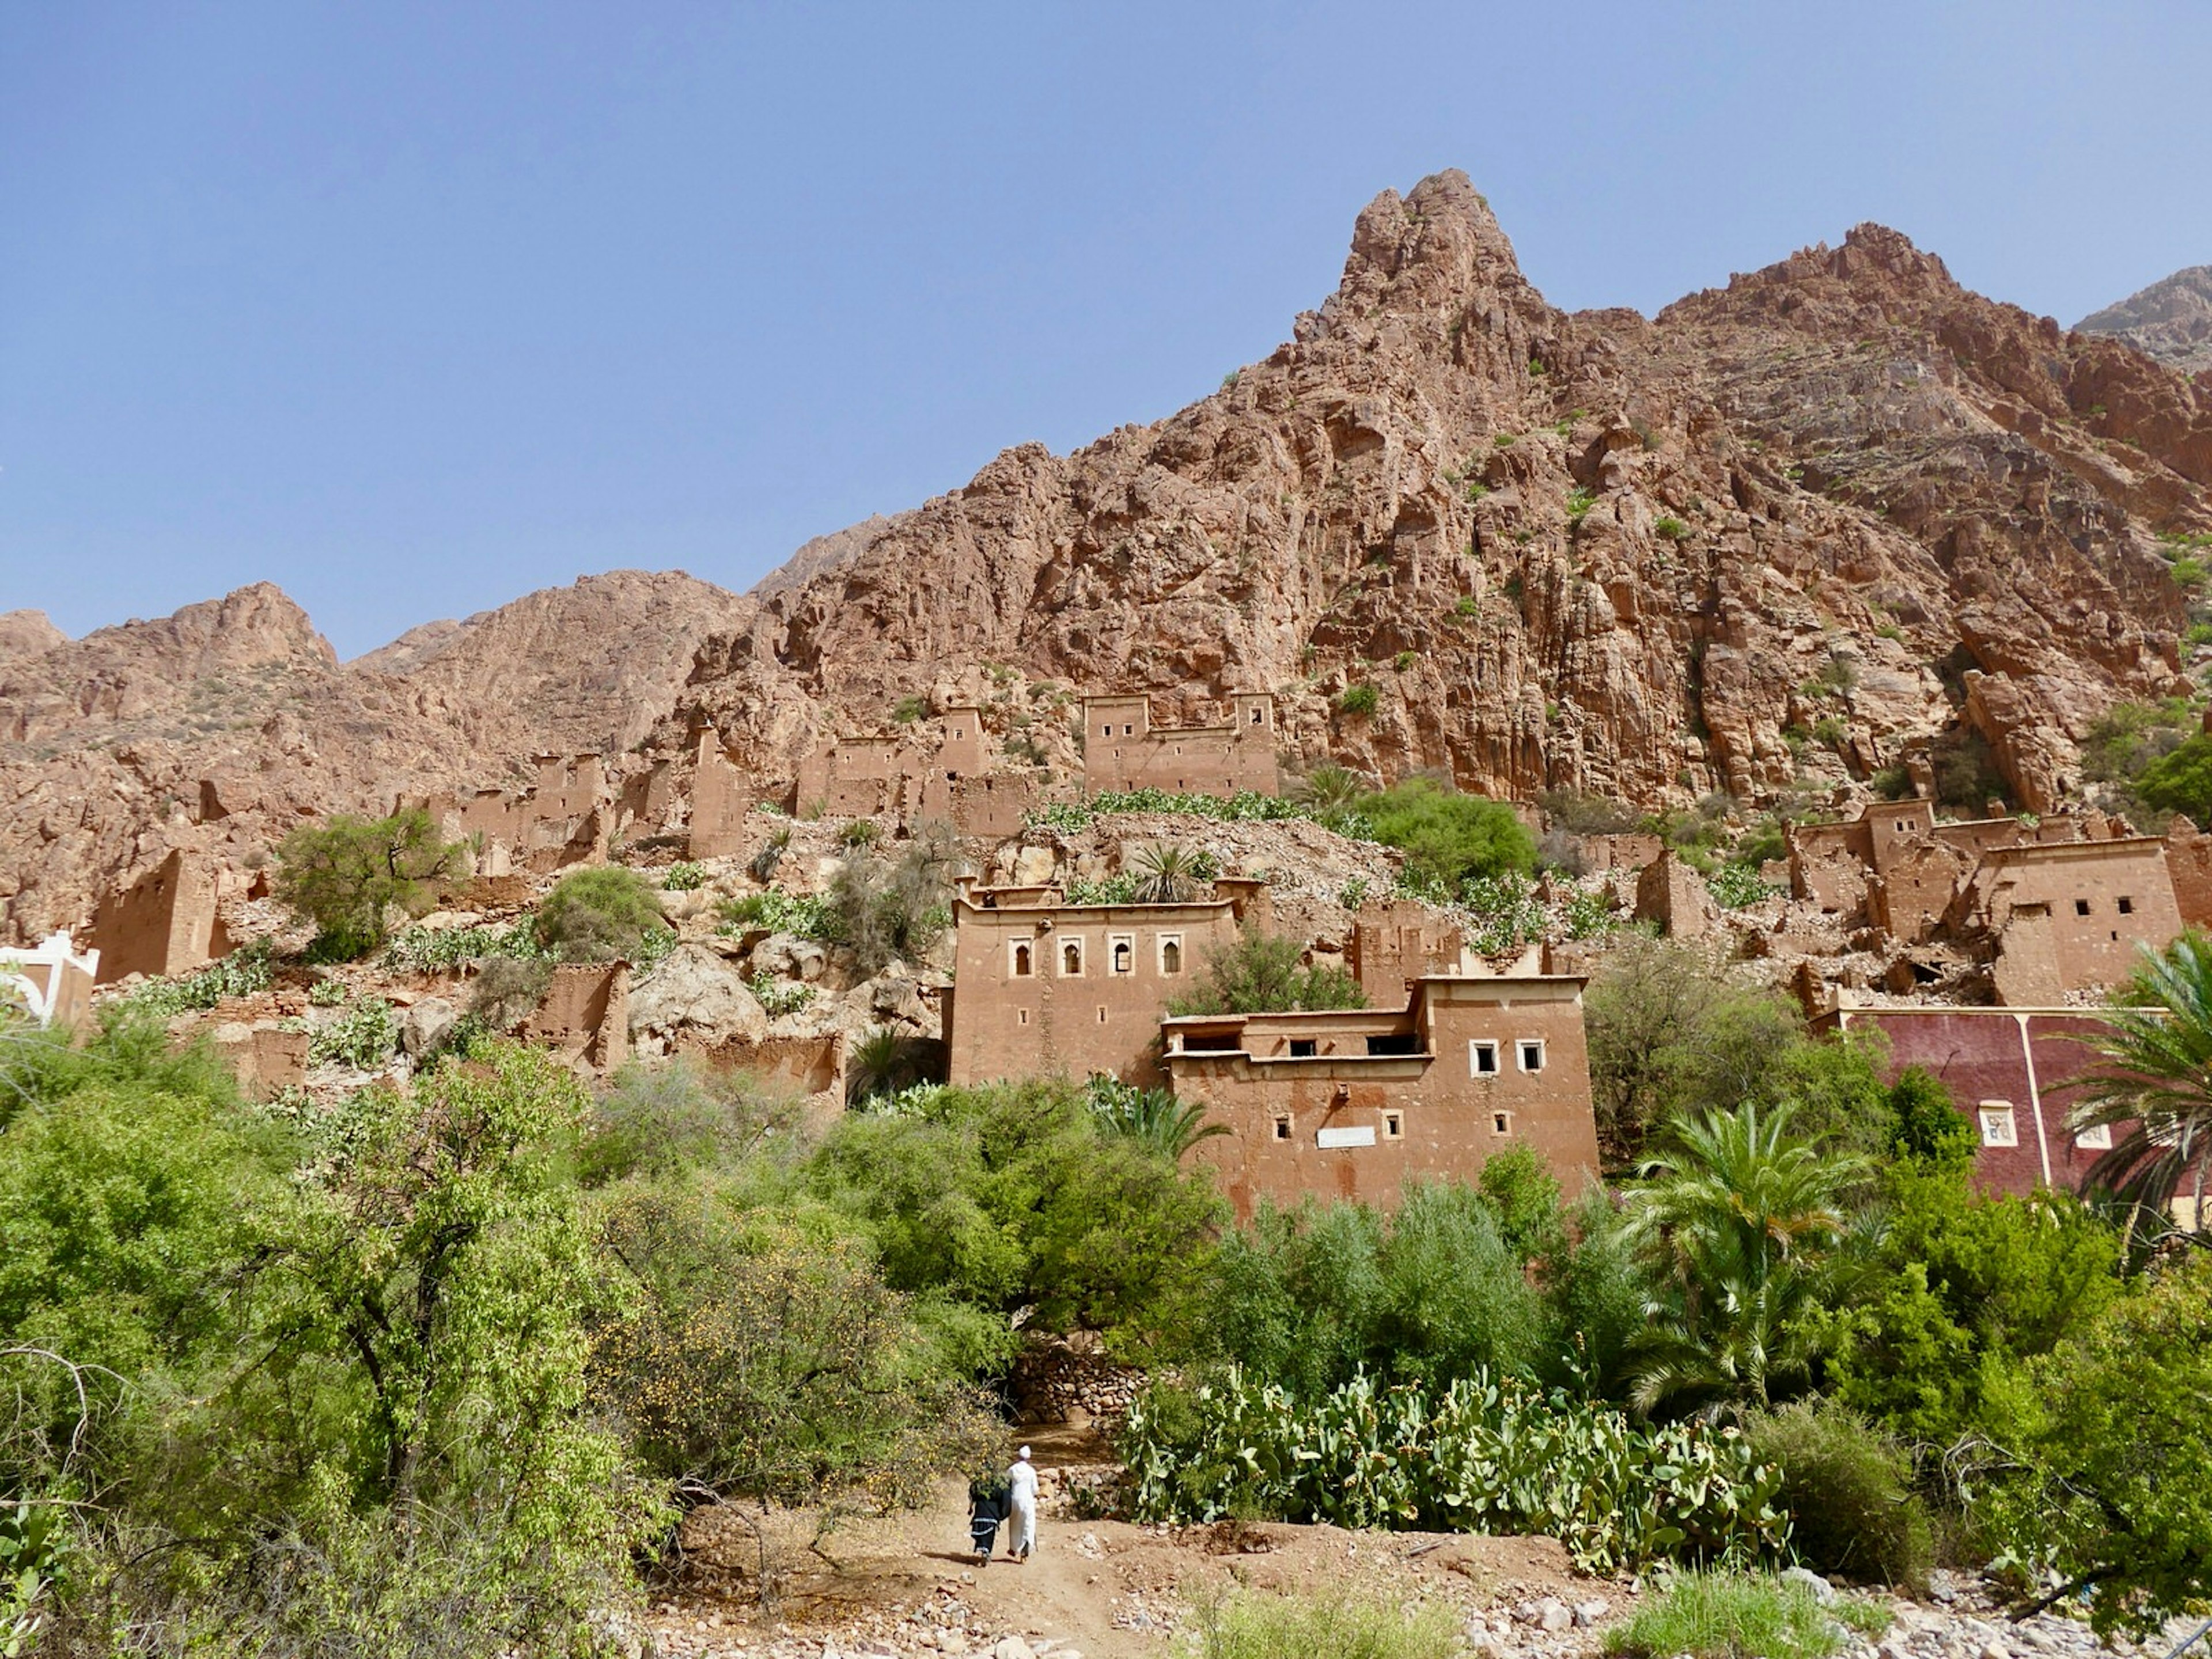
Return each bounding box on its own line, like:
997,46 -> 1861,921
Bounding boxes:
1192,1588 -> 1461,1659
1604,1573 -> 1848,1659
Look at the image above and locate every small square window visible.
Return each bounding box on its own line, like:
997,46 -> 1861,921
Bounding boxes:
2117,895 -> 2134,915
2077,1122 -> 2113,1150
1272,1115 -> 1292,1142
1101,724 -> 1112,738
1493,1111 -> 1511,1135
1123,723 -> 1134,736
1471,1040 -> 1499,1076
1978,1103 -> 2018,1148
1289,1038 -> 1317,1058
1518,1039 -> 1546,1073
1382,1111 -> 1403,1140
2075,899 -> 2092,917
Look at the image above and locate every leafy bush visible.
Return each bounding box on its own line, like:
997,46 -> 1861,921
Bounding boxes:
123,938 -> 275,1016
307,996 -> 399,1070
718,885 -> 835,938
661,861 -> 706,891
1191,1588 -> 1461,1659
1654,516 -> 1690,541
534,866 -> 668,963
1168,933 -> 1365,1016
892,694 -> 929,723
380,921 -> 545,974
1603,1571 -> 1849,1659
1064,872 -> 1144,906
1123,1367 -> 1787,1573
272,807 -> 458,953
1565,887 -> 1615,940
2136,730 -> 2212,825
745,972 -> 814,1017
1338,683 -> 1380,717
1462,869 -> 1547,955
839,817 -> 882,849
1743,1399 -> 1931,1590
1566,487 -> 1597,523
580,1058 -> 797,1187
1361,777 -> 1535,889
827,823 -> 959,974
1707,863 -> 1779,909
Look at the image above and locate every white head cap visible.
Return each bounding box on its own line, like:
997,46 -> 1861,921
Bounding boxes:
1018,1445 -> 1032,1460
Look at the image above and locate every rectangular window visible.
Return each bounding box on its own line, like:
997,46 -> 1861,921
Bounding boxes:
1471,1040 -> 1499,1076
2117,896 -> 2134,915
1272,1114 -> 1292,1141
1058,937 -> 1084,977
1017,1008 -> 1029,1027
2075,898 -> 2092,917
1493,1111 -> 1511,1135
2076,1122 -> 2113,1151
1123,723 -> 1134,736
1289,1039 -> 1317,1058
1101,723 -> 1113,738
1978,1102 -> 2018,1148
1518,1039 -> 1546,1073
1382,1111 -> 1403,1140
1366,1033 -> 1419,1056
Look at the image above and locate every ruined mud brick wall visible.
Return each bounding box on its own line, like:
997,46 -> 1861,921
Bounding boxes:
1079,692 -> 1279,797
1009,1333 -> 1145,1426
1571,832 -> 1663,873
1167,976 -> 1602,1221
1634,850 -> 1717,937
2164,818 -> 2212,930
685,730 -> 757,858
519,962 -> 629,1072
89,849 -> 232,983
945,890 -> 1243,1087
209,1022 -> 309,1102
1346,899 -> 1465,1008
1965,838 -> 2183,1001
679,1032 -> 844,1101
791,706 -> 998,827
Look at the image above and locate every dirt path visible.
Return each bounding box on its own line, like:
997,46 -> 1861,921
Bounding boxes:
645,1422 -> 1603,1659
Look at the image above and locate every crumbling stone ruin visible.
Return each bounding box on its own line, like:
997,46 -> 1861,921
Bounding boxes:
88,848 -> 238,983
1079,692 -> 1279,797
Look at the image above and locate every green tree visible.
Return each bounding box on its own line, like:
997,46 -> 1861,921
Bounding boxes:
2067,931 -> 2212,1233
2133,730 -> 2212,825
1085,1075 -> 1230,1159
1979,1253 -> 2212,1634
1293,764 -> 1368,825
1168,933 -> 1366,1016
827,820 -> 960,975
1359,777 -> 1535,889
1625,1102 -> 1863,1418
1130,842 -> 1205,904
533,865 -> 667,962
272,807 -> 458,953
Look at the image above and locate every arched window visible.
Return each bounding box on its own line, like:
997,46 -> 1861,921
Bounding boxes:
1011,942 -> 1032,978
1160,938 -> 1182,975
1062,940 -> 1084,976
1112,940 -> 1133,975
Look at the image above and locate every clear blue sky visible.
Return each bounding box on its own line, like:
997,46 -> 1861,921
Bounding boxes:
3,3 -> 2207,657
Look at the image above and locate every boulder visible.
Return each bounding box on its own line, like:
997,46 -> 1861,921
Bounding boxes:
752,931 -> 830,982
399,996 -> 460,1057
627,943 -> 768,1044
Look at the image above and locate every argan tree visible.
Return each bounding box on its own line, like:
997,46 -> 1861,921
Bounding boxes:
272,807 -> 458,955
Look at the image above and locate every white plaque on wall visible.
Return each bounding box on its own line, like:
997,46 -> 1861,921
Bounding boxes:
1316,1125 -> 1377,1149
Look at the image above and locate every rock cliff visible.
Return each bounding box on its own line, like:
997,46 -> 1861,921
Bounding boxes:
2078,266 -> 2212,378
7,173 -> 2210,945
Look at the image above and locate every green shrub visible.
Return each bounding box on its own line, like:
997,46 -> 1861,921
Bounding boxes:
745,972 -> 814,1017
1462,869 -> 1546,955
1362,777 -> 1535,889
2137,730 -> 2212,825
827,823 -> 959,975
380,921 -> 545,974
272,808 -> 458,953
1603,1572 -> 1846,1659
718,886 -> 835,939
1707,864 -> 1779,909
1191,1588 -> 1461,1659
839,817 -> 882,849
1566,487 -> 1597,523
661,861 -> 706,891
1168,934 -> 1365,1016
123,939 -> 275,1017
1123,1367 -> 1787,1573
535,866 -> 668,963
308,996 -> 399,1070
1338,683 -> 1380,717
1654,516 -> 1690,541
1743,1399 -> 1932,1590
892,694 -> 929,723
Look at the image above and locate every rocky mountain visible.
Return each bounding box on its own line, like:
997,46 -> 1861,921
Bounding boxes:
9,171 -> 2212,945
679,173 -> 2211,817
2078,266 -> 2212,378
0,570 -> 751,941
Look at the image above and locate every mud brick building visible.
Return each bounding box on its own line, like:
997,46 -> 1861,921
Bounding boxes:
1080,692 -> 1279,796
1164,974 -> 1603,1218
0,930 -> 99,1027
943,880 -> 1251,1086
88,849 -> 234,983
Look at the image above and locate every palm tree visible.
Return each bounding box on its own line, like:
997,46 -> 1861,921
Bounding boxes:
1623,1101 -> 1863,1418
1130,842 -> 1203,904
1294,764 -> 1368,826
1086,1076 -> 1230,1160
2067,933 -> 2212,1238
846,1026 -> 927,1109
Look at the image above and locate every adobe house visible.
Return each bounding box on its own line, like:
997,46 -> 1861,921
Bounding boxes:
1163,974 -> 1603,1219
1345,899 -> 1470,1005
1951,838 -> 2184,1004
943,880 -> 1251,1086
0,930 -> 100,1027
793,705 -> 995,825
89,849 -> 233,983
1080,692 -> 1279,797
431,751 -> 615,874
1815,1003 -> 2201,1204
685,727 -> 758,858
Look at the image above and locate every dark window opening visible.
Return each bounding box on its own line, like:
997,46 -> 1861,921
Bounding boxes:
1111,941 -> 1132,975
1382,1111 -> 1403,1139
1012,944 -> 1032,977
1493,1112 -> 1510,1134
1472,1042 -> 1499,1075
1289,1039 -> 1317,1058
2118,895 -> 2134,915
1366,1033 -> 1419,1056
1182,1034 -> 1239,1052
1272,1115 -> 1292,1141
1519,1040 -> 1545,1073
2075,899 -> 2092,916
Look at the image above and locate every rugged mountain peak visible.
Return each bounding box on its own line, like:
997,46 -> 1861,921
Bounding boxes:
0,611 -> 67,668
2077,265 -> 2212,377
1659,222 -> 1972,335
1310,169 -> 1551,347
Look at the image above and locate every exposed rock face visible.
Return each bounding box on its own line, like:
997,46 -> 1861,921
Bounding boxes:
2078,266 -> 2212,378
9,175 -> 2211,949
0,611 -> 69,668
683,175 -> 2211,824
0,571 -> 751,943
